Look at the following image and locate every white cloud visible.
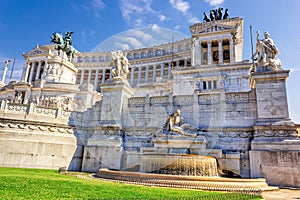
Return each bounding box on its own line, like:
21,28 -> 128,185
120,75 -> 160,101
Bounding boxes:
116,36 -> 144,49
169,0 -> 190,14
81,30 -> 87,39
114,42 -> 130,50
188,16 -> 200,24
204,0 -> 224,6
158,15 -> 167,22
151,24 -> 160,33
168,0 -> 199,25
174,25 -> 180,30
91,27 -> 188,52
92,0 -> 105,17
71,0 -> 105,17
128,29 -> 153,41
134,18 -> 144,28
92,0 -> 105,10
90,30 -> 96,36
120,0 -> 154,22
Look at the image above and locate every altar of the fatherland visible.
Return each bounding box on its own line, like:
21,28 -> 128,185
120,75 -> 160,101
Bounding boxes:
0,8 -> 299,188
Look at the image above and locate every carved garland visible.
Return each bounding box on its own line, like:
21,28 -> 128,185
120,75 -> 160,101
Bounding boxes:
254,130 -> 297,137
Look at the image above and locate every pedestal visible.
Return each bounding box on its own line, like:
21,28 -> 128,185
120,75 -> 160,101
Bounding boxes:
82,78 -> 134,172
100,78 -> 134,126
251,70 -> 293,126
251,69 -> 298,140
250,69 -> 300,187
44,55 -> 77,84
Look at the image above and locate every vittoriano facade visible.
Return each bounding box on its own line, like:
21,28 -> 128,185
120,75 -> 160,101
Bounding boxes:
0,12 -> 299,188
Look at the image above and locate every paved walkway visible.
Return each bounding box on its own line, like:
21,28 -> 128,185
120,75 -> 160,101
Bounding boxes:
261,188 -> 300,200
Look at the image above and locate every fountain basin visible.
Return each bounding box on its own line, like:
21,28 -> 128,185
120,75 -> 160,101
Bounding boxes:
96,168 -> 279,193
141,154 -> 218,177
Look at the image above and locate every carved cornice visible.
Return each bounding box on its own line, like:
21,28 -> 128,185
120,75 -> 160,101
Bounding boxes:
190,17 -> 243,38
253,125 -> 298,138
0,120 -> 74,135
172,62 -> 252,75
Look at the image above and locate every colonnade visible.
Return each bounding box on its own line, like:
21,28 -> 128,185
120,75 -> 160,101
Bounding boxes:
77,68 -> 110,90
22,55 -> 192,92
76,59 -> 190,91
193,37 -> 235,66
76,40 -> 191,63
22,60 -> 46,83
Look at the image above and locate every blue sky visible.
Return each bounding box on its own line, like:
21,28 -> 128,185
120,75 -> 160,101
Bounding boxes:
0,0 -> 299,123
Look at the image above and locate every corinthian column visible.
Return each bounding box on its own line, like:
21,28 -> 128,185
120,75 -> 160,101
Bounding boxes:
207,41 -> 212,65
152,65 -> 157,82
230,38 -> 234,63
80,69 -> 85,85
35,62 -> 42,80
28,62 -> 35,83
23,60 -> 30,82
218,39 -> 223,64
130,67 -> 135,86
145,65 -> 149,82
94,69 -> 99,91
167,62 -> 171,79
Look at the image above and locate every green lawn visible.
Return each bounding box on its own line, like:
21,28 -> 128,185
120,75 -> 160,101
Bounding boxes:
0,167 -> 262,199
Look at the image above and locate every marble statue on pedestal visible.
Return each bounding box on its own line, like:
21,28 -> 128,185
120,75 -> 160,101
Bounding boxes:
110,50 -> 130,78
252,31 -> 281,71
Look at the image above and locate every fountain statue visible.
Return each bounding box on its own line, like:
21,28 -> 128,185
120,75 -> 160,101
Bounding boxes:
162,109 -> 197,136
139,109 -> 220,177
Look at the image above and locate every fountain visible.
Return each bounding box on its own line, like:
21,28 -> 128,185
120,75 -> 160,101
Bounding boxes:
142,154 -> 218,177
96,110 -> 278,193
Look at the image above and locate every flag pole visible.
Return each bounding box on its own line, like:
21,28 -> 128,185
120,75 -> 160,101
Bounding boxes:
171,36 -> 174,69
9,57 -> 16,82
250,25 -> 255,72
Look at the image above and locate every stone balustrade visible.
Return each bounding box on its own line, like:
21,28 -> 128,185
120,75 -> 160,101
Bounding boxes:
0,100 -> 71,124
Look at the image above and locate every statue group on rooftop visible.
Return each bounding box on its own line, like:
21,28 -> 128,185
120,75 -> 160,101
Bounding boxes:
203,7 -> 229,22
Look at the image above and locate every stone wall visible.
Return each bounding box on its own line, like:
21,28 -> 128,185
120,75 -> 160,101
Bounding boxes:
0,120 -> 76,169
123,90 -> 257,130
250,150 -> 300,187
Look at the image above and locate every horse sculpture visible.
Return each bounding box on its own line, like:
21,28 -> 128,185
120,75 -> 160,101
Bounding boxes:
51,32 -> 76,61
204,8 -> 230,22
203,12 -> 210,22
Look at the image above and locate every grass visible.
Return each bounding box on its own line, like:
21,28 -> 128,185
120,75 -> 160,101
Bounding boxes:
0,167 -> 262,199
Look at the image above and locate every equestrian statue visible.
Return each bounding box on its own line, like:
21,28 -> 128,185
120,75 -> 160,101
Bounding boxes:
51,31 -> 76,61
